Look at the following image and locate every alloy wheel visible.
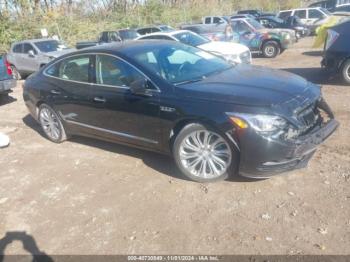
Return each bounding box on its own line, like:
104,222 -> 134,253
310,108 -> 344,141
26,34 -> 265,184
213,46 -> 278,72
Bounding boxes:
39,107 -> 61,141
178,130 -> 232,179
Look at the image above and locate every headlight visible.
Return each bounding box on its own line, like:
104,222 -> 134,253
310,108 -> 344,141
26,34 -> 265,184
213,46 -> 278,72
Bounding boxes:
284,33 -> 291,40
224,54 -> 239,63
227,113 -> 287,132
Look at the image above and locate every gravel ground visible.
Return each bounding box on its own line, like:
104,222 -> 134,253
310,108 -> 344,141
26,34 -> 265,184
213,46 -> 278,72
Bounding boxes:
0,37 -> 349,256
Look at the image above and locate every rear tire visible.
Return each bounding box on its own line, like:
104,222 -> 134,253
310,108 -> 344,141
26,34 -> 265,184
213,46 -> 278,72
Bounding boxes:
173,123 -> 238,183
38,104 -> 67,143
10,66 -> 21,80
262,41 -> 280,58
342,59 -> 350,85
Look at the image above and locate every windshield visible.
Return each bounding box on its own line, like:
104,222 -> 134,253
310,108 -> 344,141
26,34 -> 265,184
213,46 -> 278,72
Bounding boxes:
173,32 -> 210,47
130,43 -> 232,85
320,7 -> 331,15
159,25 -> 174,32
34,40 -> 67,53
119,30 -> 140,40
246,19 -> 265,30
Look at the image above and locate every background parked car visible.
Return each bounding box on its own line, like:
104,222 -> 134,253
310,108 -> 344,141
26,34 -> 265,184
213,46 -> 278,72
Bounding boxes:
7,39 -> 74,79
321,19 -> 350,84
136,30 -> 252,64
76,29 -> 140,49
332,3 -> 350,13
136,25 -> 174,35
309,0 -> 350,11
0,54 -> 16,99
277,7 -> 331,25
257,16 -> 310,38
229,18 -> 297,58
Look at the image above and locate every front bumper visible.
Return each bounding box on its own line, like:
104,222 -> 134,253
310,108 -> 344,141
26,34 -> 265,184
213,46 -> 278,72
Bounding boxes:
236,118 -> 339,179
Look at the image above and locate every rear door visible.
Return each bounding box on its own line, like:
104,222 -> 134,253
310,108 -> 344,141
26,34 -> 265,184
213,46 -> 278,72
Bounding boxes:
89,54 -> 161,148
43,54 -> 96,133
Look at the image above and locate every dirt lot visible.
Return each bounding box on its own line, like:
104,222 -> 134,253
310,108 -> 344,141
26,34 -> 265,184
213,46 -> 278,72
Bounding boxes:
0,37 -> 349,256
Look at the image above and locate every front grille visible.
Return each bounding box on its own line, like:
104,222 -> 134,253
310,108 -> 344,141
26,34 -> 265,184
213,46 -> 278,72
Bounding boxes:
297,103 -> 320,132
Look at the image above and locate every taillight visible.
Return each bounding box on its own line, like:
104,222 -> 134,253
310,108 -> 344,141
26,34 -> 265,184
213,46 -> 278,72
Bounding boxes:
4,57 -> 12,76
325,29 -> 339,50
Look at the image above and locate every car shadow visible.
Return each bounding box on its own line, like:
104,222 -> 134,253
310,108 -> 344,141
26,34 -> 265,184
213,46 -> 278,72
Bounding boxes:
282,67 -> 347,86
22,114 -> 257,183
0,94 -> 17,106
0,231 -> 53,262
302,51 -> 323,57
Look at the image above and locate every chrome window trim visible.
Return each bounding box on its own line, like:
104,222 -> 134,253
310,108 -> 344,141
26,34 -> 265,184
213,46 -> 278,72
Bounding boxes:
43,52 -> 161,93
64,119 -> 159,144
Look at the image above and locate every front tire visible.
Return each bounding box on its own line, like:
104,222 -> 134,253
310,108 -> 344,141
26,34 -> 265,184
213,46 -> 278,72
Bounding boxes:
342,59 -> 350,85
38,104 -> 67,143
262,41 -> 280,58
173,123 -> 237,183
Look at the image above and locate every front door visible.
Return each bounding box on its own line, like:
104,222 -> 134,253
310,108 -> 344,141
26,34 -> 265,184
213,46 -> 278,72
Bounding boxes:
89,54 -> 161,149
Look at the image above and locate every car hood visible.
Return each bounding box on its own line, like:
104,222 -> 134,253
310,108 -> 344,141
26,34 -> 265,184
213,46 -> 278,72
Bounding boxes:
177,64 -> 320,108
45,48 -> 76,58
198,41 -> 249,55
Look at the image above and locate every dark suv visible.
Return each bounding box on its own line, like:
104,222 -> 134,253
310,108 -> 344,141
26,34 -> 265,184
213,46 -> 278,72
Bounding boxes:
23,41 -> 338,182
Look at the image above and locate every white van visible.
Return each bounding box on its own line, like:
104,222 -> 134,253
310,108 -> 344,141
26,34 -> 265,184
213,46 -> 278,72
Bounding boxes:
277,7 -> 331,25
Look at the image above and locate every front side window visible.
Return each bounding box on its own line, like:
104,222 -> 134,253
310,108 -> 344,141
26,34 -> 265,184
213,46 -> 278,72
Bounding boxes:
46,55 -> 91,83
131,44 -> 232,85
96,55 -> 145,88
23,43 -> 37,54
294,9 -> 307,19
231,20 -> 252,34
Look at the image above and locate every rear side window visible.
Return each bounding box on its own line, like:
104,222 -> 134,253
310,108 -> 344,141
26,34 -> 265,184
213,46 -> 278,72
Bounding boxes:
294,9 -> 307,19
46,55 -> 91,83
13,44 -> 22,53
204,17 -> 211,24
309,9 -> 324,18
278,11 -> 292,19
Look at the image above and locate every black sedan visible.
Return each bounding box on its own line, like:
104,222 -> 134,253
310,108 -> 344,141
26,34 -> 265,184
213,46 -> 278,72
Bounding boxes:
23,41 -> 338,182
321,19 -> 350,84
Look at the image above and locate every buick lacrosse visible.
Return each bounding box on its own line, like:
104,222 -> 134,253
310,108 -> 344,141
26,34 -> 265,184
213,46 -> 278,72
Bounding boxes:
23,41 -> 338,182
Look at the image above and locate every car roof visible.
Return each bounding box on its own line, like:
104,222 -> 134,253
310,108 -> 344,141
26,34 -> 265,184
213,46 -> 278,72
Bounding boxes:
67,40 -> 183,57
279,7 -> 323,12
12,38 -> 57,45
137,30 -> 192,38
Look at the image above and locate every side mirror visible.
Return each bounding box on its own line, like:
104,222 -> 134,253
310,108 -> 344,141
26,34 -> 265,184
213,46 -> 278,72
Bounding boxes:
28,50 -> 35,57
130,78 -> 152,96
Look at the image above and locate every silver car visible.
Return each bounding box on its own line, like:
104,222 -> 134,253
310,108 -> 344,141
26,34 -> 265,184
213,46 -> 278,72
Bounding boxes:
7,39 -> 74,79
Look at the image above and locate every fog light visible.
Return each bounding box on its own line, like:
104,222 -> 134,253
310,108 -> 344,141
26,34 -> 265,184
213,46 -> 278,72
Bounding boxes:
229,116 -> 248,129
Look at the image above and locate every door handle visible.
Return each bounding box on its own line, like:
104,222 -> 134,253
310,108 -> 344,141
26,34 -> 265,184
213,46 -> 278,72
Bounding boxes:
93,97 -> 106,103
50,89 -> 61,95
